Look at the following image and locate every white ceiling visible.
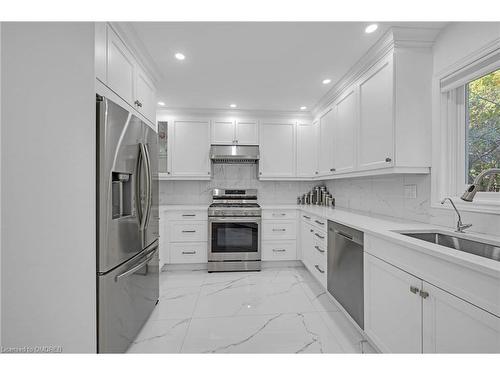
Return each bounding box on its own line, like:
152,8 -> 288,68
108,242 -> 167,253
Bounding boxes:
128,22 -> 445,112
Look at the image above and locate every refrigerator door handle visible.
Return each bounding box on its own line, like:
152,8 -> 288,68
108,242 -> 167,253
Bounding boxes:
136,143 -> 150,233
115,246 -> 158,282
143,143 -> 153,231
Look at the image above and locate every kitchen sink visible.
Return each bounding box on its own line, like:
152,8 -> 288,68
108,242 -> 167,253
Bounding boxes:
398,231 -> 500,262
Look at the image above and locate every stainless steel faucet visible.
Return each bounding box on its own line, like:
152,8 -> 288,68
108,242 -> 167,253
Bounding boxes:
441,197 -> 472,233
461,168 -> 500,202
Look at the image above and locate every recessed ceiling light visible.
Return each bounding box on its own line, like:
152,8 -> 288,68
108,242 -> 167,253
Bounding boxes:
174,52 -> 185,60
158,101 -> 165,106
322,78 -> 331,85
365,24 -> 378,34
300,106 -> 307,110
230,104 -> 237,108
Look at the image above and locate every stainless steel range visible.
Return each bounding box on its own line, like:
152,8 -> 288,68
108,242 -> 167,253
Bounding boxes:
208,189 -> 261,272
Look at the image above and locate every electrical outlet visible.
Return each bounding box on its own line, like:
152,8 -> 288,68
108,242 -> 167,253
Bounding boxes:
404,184 -> 417,199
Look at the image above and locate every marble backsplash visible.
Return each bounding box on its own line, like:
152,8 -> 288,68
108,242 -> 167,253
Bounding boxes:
160,164 -> 316,205
160,167 -> 498,236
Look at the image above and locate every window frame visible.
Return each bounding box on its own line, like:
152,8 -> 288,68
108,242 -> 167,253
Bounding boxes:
432,45 -> 500,215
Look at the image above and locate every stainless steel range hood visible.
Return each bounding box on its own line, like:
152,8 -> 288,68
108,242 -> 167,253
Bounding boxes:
210,145 -> 260,164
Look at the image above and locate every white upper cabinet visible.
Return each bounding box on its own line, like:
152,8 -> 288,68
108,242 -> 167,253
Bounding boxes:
318,108 -> 335,177
296,121 -> 318,177
135,67 -> 156,124
259,121 -> 296,178
235,120 -> 259,145
422,282 -> 500,353
170,120 -> 211,179
106,27 -> 136,105
96,23 -> 157,126
333,87 -> 357,173
211,119 -> 258,145
358,55 -> 394,170
211,120 -> 235,144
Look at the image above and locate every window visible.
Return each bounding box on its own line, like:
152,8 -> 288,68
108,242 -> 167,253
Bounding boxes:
465,69 -> 500,191
433,47 -> 500,213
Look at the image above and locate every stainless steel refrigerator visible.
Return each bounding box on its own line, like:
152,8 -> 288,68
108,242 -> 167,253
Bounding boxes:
96,94 -> 159,353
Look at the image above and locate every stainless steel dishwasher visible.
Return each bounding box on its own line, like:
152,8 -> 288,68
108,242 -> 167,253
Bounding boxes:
327,221 -> 364,329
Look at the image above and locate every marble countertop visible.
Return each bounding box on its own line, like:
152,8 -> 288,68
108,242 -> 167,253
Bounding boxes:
160,203 -> 500,277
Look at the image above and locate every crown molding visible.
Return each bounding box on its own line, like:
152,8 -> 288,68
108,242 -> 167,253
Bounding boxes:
311,26 -> 442,119
109,22 -> 164,86
157,107 -> 313,120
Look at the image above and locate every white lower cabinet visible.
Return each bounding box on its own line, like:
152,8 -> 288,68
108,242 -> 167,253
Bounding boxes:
262,241 -> 297,261
364,253 -> 423,353
170,242 -> 207,264
364,252 -> 500,353
300,215 -> 327,288
422,282 -> 500,353
262,209 -> 298,262
162,209 -> 208,265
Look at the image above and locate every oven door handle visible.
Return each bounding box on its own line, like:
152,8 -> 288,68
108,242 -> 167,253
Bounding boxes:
209,217 -> 261,223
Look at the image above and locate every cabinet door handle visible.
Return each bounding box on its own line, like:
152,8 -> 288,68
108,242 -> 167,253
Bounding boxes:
182,251 -> 196,255
385,157 -> 392,163
182,230 -> 196,233
419,290 -> 429,299
315,171 -> 319,174
182,214 -> 196,217
272,213 -> 286,217
272,248 -> 286,252
314,265 -> 325,274
330,168 -> 336,172
134,100 -> 143,108
314,245 -> 325,253
303,215 -> 311,219
272,228 -> 286,232
410,286 -> 419,294
314,233 -> 325,239
315,220 -> 325,225
310,229 -> 314,233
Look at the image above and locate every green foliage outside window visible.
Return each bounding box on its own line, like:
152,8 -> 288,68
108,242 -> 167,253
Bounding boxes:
466,69 -> 500,191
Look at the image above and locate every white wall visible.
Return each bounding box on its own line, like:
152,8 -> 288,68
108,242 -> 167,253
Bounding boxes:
0,21 -> 2,347
1,23 -> 96,352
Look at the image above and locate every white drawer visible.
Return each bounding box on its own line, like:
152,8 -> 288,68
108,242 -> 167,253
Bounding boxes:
166,210 -> 207,221
262,220 -> 297,240
311,228 -> 327,247
309,253 -> 327,287
311,216 -> 327,231
263,209 -> 298,220
169,221 -> 207,242
262,241 -> 297,261
169,242 -> 207,264
312,237 -> 327,258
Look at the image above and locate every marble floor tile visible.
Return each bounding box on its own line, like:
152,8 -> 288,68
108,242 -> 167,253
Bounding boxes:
127,318 -> 190,353
193,278 -> 316,318
318,310 -> 375,353
149,286 -> 200,320
300,280 -> 341,312
160,269 -> 207,288
181,312 -> 345,353
126,266 -> 377,353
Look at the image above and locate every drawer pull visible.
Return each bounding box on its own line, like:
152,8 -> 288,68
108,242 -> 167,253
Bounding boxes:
182,230 -> 196,233
314,245 -> 325,253
182,251 -> 197,255
272,213 -> 286,217
303,215 -> 311,219
272,228 -> 286,232
182,214 -> 196,217
310,229 -> 314,233
314,233 -> 325,239
272,248 -> 286,252
315,220 -> 325,225
410,286 -> 419,294
314,265 -> 325,274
